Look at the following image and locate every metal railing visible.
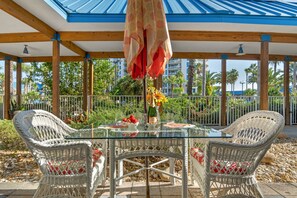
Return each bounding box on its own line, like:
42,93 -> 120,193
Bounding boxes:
227,96 -> 259,125
21,95 -> 52,113
187,96 -> 220,125
268,96 -> 285,116
60,95 -> 83,121
291,96 -> 297,125
3,94 -> 294,125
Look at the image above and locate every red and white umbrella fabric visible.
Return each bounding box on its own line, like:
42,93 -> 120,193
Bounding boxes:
123,0 -> 172,80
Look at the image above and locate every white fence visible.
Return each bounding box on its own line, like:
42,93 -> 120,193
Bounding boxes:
4,94 -> 295,125
187,96 -> 220,125
227,96 -> 259,125
291,97 -> 297,125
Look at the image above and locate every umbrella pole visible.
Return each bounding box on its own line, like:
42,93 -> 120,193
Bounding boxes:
143,77 -> 150,198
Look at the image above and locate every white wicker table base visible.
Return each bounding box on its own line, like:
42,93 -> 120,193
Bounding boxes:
109,139 -> 188,198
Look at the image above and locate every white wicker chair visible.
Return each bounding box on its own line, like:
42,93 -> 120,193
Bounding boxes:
190,110 -> 284,198
13,110 -> 106,198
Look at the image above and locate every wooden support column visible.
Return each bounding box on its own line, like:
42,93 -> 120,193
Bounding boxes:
4,58 -> 11,119
153,75 -> 163,90
284,58 -> 291,125
52,40 -> 60,117
221,55 -> 228,126
83,58 -> 88,112
88,59 -> 94,111
16,58 -> 22,108
260,35 -> 270,110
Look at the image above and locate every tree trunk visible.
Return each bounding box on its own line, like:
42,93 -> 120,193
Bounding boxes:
202,59 -> 206,96
274,61 -> 277,74
257,61 -> 261,96
245,72 -> 248,90
10,61 -> 13,95
187,59 -> 195,95
293,63 -> 297,91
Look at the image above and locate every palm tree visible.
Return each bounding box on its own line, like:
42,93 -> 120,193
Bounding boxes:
227,69 -> 239,95
269,61 -> 281,74
291,62 -> 297,92
205,71 -> 220,96
246,63 -> 258,91
268,67 -> 283,96
244,67 -> 251,90
201,60 -> 207,96
187,59 -> 197,95
163,75 -> 177,97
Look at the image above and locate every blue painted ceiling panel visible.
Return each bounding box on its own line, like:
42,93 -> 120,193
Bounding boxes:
46,0 -> 297,24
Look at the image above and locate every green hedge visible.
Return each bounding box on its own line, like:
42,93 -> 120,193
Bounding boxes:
0,120 -> 27,150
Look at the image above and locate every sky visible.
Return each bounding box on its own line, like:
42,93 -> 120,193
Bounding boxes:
0,59 -> 284,92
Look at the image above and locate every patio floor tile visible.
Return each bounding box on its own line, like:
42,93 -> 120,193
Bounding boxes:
0,182 -> 293,197
259,183 -> 280,196
266,183 -> 297,196
0,190 -> 13,196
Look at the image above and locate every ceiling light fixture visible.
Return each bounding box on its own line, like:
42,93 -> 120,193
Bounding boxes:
23,45 -> 31,56
236,44 -> 246,56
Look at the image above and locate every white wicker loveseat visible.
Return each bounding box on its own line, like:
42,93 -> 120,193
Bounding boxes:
13,110 -> 106,198
190,110 -> 284,198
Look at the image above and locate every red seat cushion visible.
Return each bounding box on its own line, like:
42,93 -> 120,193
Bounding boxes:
48,149 -> 103,175
190,147 -> 249,175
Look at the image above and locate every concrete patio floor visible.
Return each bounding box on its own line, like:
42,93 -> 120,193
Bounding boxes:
0,182 -> 297,198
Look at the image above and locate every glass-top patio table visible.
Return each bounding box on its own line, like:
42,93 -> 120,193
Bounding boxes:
66,122 -> 232,198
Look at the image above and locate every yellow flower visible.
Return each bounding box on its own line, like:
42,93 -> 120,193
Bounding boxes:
147,86 -> 167,106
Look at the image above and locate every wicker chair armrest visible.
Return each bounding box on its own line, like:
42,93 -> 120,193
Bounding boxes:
33,139 -> 92,151
203,140 -> 268,173
32,140 -> 94,176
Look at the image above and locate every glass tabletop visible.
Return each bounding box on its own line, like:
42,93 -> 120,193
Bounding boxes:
65,122 -> 232,140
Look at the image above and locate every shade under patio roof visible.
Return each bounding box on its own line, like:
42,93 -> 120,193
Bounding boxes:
0,0 -> 297,59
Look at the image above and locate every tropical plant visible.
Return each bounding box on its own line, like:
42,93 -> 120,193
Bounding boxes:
246,63 -> 258,90
244,88 -> 257,96
163,75 -> 177,97
0,120 -> 27,150
93,59 -> 115,94
187,59 -> 198,95
111,75 -> 143,95
227,69 -> 239,95
205,71 -> 220,96
269,61 -> 281,74
175,71 -> 186,89
26,59 -> 116,96
244,67 -> 251,90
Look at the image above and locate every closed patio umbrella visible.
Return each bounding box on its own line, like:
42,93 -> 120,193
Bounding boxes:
124,0 -> 172,80
123,0 -> 172,197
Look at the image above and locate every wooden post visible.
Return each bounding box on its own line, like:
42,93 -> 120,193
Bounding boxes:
16,59 -> 22,108
4,58 -> 11,119
83,58 -> 88,112
153,75 -> 163,90
52,40 -> 60,117
221,55 -> 227,126
88,59 -> 93,111
284,59 -> 290,125
260,35 -> 270,110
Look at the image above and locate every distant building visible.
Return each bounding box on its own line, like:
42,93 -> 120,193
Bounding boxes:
162,58 -> 188,96
109,58 -> 127,81
109,58 -> 205,96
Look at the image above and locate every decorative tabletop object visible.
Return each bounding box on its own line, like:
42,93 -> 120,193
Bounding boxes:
147,86 -> 167,124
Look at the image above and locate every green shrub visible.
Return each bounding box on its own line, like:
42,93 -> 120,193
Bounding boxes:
0,120 -> 27,150
70,109 -> 126,129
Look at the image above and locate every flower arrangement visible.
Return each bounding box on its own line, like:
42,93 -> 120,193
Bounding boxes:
146,86 -> 167,124
146,86 -> 168,107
